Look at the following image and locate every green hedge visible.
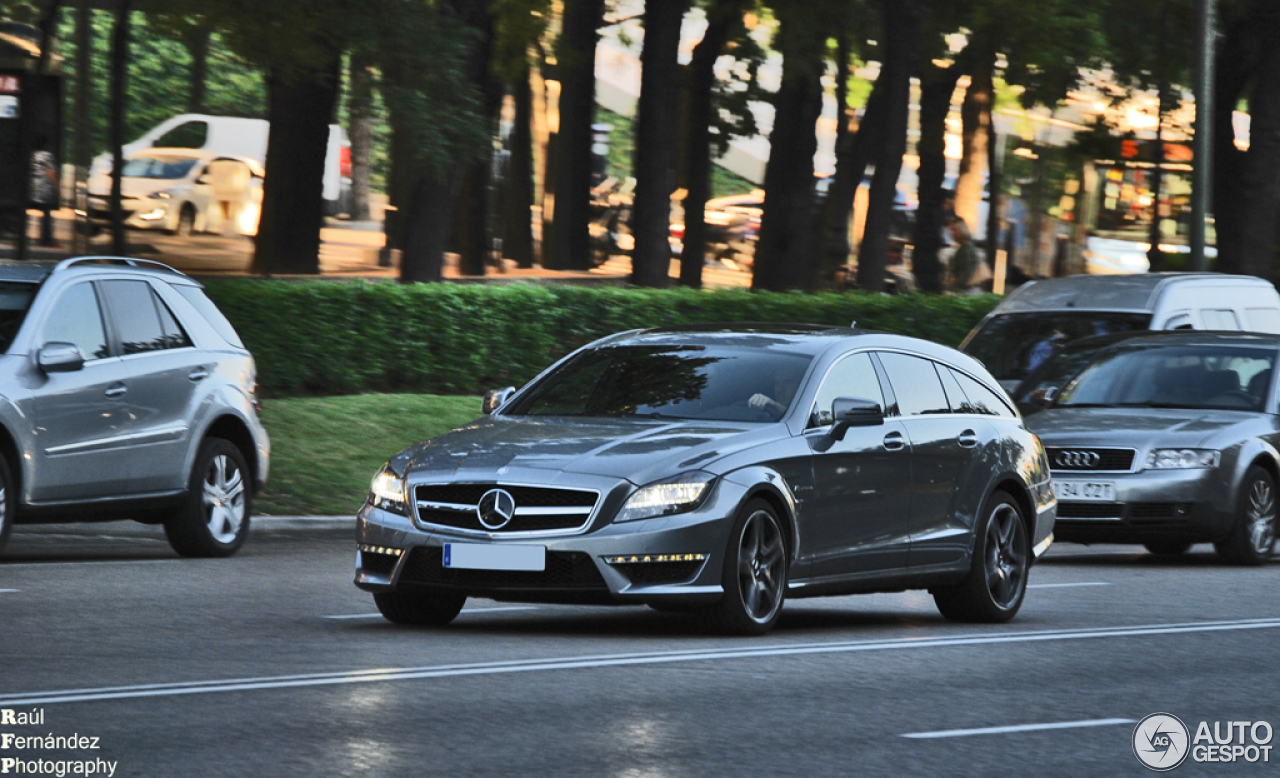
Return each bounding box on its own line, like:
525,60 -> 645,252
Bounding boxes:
201,280 -> 1000,397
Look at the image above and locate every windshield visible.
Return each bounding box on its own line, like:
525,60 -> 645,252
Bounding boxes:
0,282 -> 37,352
505,344 -> 813,422
965,311 -> 1151,385
121,156 -> 199,180
1058,344 -> 1275,412
1013,338 -> 1115,415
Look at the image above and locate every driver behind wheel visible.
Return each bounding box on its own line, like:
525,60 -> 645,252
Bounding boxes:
748,370 -> 801,418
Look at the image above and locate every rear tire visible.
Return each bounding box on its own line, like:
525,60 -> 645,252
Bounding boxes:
174,204 -> 196,237
0,455 -> 13,555
374,591 -> 466,626
1144,541 -> 1192,556
164,438 -> 251,558
703,498 -> 788,636
1215,466 -> 1277,565
933,492 -> 1029,623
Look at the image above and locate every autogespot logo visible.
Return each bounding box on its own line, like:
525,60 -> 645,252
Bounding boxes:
1134,713 -> 1190,771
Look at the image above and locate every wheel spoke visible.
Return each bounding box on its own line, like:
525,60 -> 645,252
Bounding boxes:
223,469 -> 245,501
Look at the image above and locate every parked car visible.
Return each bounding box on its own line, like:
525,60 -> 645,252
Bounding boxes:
1022,330 -> 1278,563
87,149 -> 264,236
0,257 -> 269,558
91,113 -> 351,216
354,325 -> 1055,635
961,272 -> 1280,392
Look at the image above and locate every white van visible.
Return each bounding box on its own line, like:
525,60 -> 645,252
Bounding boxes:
91,114 -> 350,214
960,273 -> 1280,392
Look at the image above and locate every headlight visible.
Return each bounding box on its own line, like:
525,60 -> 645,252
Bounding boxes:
1145,449 -> 1220,470
615,472 -> 715,523
369,464 -> 408,515
151,189 -> 174,200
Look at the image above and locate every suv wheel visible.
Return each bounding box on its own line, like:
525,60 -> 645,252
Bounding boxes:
933,492 -> 1029,623
1216,466 -> 1277,565
164,438 -> 251,558
0,456 -> 13,555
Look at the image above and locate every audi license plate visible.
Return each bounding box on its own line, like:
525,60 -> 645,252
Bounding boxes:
443,543 -> 546,571
1053,480 -> 1115,502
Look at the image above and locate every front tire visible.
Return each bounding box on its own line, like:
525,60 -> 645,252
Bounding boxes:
1144,541 -> 1192,556
1215,466 -> 1277,565
164,438 -> 251,558
374,591 -> 466,626
0,455 -> 13,555
704,498 -> 788,635
933,492 -> 1029,623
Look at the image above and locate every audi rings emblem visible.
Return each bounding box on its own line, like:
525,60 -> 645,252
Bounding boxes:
1055,450 -> 1101,469
477,488 -> 516,529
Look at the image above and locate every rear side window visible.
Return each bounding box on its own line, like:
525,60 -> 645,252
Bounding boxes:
950,369 -> 1017,418
101,280 -> 166,354
154,120 -> 208,149
41,282 -> 108,360
175,285 -> 243,347
877,352 -> 949,416
1201,309 -> 1240,330
1245,308 -> 1280,334
155,294 -> 193,349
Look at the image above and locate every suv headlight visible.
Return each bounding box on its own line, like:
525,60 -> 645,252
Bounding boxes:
1145,449 -> 1220,470
369,464 -> 408,515
616,472 -> 715,523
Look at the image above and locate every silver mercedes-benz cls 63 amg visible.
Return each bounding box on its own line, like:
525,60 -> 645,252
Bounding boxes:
355,325 -> 1055,634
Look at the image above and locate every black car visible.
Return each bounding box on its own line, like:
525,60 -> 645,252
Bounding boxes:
355,326 -> 1056,634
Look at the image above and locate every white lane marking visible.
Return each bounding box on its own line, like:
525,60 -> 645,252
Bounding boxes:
903,718 -> 1135,739
0,559 -> 182,568
1027,582 -> 1112,589
0,588 -> 19,593
3,617 -> 1280,707
324,606 -> 537,620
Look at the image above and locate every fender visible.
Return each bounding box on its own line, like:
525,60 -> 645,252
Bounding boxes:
720,465 -> 801,563
1223,438 -> 1280,514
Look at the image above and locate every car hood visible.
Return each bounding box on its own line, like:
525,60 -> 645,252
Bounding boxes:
87,173 -> 187,199
395,415 -> 780,484
1027,406 -> 1257,449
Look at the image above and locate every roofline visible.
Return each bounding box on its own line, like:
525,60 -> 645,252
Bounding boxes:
52,256 -> 186,277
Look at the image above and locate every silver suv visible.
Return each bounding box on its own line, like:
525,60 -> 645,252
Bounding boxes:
0,257 -> 269,557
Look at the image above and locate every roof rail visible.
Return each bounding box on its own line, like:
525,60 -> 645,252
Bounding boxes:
52,256 -> 187,277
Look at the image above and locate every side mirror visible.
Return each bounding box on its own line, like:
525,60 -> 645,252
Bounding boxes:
1028,386 -> 1059,408
482,386 -> 516,415
38,342 -> 85,373
830,396 -> 883,441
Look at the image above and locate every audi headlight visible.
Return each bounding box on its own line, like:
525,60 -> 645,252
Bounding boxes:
616,472 -> 715,523
369,464 -> 408,515
1145,449 -> 1220,470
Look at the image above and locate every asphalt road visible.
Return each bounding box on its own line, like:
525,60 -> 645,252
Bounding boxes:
1,524 -> 1277,777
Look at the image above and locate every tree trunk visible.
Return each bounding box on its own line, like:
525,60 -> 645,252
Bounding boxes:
630,0 -> 688,287
401,168 -> 462,282
856,0 -> 921,292
109,0 -> 132,256
452,5 -> 499,277
186,23 -> 211,113
347,52 -> 374,222
752,11 -> 823,292
1213,10 -> 1263,274
543,0 -> 604,270
818,75 -> 886,280
1237,12 -> 1280,281
955,48 -> 993,234
252,53 -> 341,275
913,62 -> 961,293
503,61 -> 536,268
1147,6 -> 1168,272
678,0 -> 740,288
985,93 -> 1003,268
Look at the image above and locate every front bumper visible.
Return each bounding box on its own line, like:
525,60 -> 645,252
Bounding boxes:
354,477 -> 747,605
1051,466 -> 1234,544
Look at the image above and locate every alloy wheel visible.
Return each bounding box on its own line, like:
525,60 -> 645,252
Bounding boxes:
1246,477 -> 1277,556
203,454 -> 246,544
984,503 -> 1027,611
737,509 -> 785,623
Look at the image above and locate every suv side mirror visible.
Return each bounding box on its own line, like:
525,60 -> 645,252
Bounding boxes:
482,386 -> 516,415
38,342 -> 85,373
830,397 -> 883,441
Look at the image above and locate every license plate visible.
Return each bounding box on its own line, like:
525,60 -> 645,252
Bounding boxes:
442,543 -> 545,571
1054,480 -> 1116,502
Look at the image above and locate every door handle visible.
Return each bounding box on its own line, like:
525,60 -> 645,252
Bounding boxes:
883,431 -> 906,451
104,383 -> 127,400
958,429 -> 979,448
188,367 -> 210,382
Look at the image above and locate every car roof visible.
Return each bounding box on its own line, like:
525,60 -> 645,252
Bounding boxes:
994,272 -> 1266,314
0,257 -> 193,286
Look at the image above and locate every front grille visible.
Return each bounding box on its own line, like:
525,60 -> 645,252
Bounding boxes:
361,551 -> 399,576
614,561 -> 704,587
1046,447 -> 1136,472
414,483 -> 598,533
1057,502 -> 1124,519
398,546 -> 608,590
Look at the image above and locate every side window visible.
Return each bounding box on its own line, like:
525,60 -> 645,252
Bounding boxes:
950,368 -> 1017,418
1161,311 -> 1192,330
153,120 -> 208,149
175,285 -> 243,347
1245,308 -> 1280,334
41,282 -> 109,361
1201,309 -> 1240,330
810,352 -> 884,427
936,364 -> 967,411
101,280 -> 166,355
877,352 -> 949,416
154,292 -> 193,349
